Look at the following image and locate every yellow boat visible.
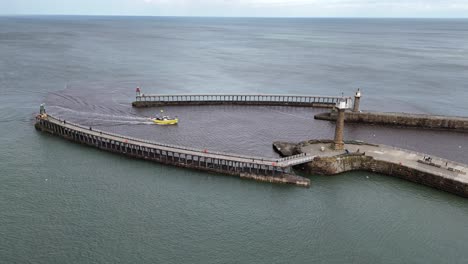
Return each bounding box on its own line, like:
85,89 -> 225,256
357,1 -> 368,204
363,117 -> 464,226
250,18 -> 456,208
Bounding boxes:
151,116 -> 178,125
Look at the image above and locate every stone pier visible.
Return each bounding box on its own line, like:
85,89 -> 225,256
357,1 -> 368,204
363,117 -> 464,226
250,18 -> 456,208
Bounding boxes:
315,111 -> 468,132
273,140 -> 468,197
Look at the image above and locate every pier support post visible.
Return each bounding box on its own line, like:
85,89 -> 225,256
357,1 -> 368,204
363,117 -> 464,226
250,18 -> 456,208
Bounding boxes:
353,88 -> 361,112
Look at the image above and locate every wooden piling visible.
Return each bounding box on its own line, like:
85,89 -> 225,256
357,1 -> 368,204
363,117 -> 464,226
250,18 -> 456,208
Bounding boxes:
35,114 -> 313,187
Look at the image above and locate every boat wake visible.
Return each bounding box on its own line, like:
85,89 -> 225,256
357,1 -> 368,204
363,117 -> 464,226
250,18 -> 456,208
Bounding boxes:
47,106 -> 154,125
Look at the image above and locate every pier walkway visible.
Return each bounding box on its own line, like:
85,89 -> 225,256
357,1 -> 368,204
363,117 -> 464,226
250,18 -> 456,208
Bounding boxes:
35,114 -> 314,186
299,142 -> 468,196
302,143 -> 467,178
132,93 -> 351,108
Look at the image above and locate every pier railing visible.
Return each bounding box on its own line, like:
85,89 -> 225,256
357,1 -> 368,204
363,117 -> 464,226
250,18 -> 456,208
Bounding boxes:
133,93 -> 351,108
36,115 -> 315,174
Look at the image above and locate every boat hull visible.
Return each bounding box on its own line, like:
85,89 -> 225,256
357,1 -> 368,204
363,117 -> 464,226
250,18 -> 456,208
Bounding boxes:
152,118 -> 178,125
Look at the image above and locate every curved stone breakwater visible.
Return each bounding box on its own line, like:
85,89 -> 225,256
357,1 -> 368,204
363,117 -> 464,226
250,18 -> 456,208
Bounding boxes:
315,111 -> 468,132
273,140 -> 468,197
34,114 -> 312,187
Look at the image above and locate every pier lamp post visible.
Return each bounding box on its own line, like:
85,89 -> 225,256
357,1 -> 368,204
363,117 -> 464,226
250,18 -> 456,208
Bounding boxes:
333,97 -> 352,150
353,88 -> 361,112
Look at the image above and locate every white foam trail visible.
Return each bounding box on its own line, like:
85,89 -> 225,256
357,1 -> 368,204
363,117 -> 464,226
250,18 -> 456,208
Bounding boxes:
89,118 -> 154,125
47,106 -> 153,124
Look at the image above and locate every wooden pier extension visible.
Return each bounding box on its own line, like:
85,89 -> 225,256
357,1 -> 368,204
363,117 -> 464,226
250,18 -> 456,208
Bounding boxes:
132,93 -> 350,108
35,114 -> 313,187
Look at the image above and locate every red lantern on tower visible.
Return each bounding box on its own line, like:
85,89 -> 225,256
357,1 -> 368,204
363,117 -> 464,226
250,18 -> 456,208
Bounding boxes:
136,87 -> 141,97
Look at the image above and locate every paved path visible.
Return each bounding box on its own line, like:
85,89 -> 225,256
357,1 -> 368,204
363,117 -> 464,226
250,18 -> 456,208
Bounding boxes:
301,142 -> 468,184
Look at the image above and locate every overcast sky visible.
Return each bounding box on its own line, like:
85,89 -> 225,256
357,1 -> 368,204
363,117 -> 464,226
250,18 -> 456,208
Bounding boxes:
1,0 -> 468,17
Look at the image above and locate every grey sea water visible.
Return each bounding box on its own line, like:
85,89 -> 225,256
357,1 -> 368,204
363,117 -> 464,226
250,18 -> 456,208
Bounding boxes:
1,16 -> 468,263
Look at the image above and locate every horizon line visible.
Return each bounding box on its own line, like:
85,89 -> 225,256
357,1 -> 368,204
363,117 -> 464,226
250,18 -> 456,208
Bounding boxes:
1,14 -> 468,19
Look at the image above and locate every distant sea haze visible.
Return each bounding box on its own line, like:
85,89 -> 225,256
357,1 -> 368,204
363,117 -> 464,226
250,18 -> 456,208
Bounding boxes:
1,16 -> 468,264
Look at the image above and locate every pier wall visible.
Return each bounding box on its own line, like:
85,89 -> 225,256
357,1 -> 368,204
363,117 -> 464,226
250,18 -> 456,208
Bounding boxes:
305,155 -> 468,198
274,141 -> 468,197
35,115 -> 311,187
315,111 -> 468,132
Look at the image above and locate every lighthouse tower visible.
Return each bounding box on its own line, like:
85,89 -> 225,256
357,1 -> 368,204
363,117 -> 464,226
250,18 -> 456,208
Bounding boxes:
39,103 -> 46,115
333,97 -> 351,150
136,87 -> 141,97
353,89 -> 361,112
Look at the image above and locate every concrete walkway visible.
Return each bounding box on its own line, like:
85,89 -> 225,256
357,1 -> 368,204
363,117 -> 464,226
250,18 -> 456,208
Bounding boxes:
300,142 -> 468,185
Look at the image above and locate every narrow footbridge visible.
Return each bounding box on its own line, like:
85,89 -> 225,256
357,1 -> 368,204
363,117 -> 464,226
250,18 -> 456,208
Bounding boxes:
132,92 -> 350,108
35,114 -> 315,185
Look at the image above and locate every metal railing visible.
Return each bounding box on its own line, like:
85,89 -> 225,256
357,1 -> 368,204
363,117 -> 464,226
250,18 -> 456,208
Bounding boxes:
45,115 -> 313,166
135,93 -> 351,105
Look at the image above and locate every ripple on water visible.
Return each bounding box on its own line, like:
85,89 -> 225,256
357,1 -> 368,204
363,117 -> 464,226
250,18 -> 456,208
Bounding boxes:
44,85 -> 468,163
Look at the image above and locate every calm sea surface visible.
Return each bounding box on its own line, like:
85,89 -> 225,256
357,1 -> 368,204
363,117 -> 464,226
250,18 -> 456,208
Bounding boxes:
1,16 -> 468,263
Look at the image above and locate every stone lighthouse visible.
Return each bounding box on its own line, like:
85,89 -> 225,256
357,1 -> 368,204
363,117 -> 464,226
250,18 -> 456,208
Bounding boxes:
333,97 -> 351,150
353,88 -> 361,112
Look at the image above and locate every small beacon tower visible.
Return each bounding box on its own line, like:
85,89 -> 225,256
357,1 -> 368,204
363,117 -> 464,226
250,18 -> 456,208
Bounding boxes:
136,87 -> 141,97
333,97 -> 351,150
39,103 -> 46,115
353,88 -> 361,112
